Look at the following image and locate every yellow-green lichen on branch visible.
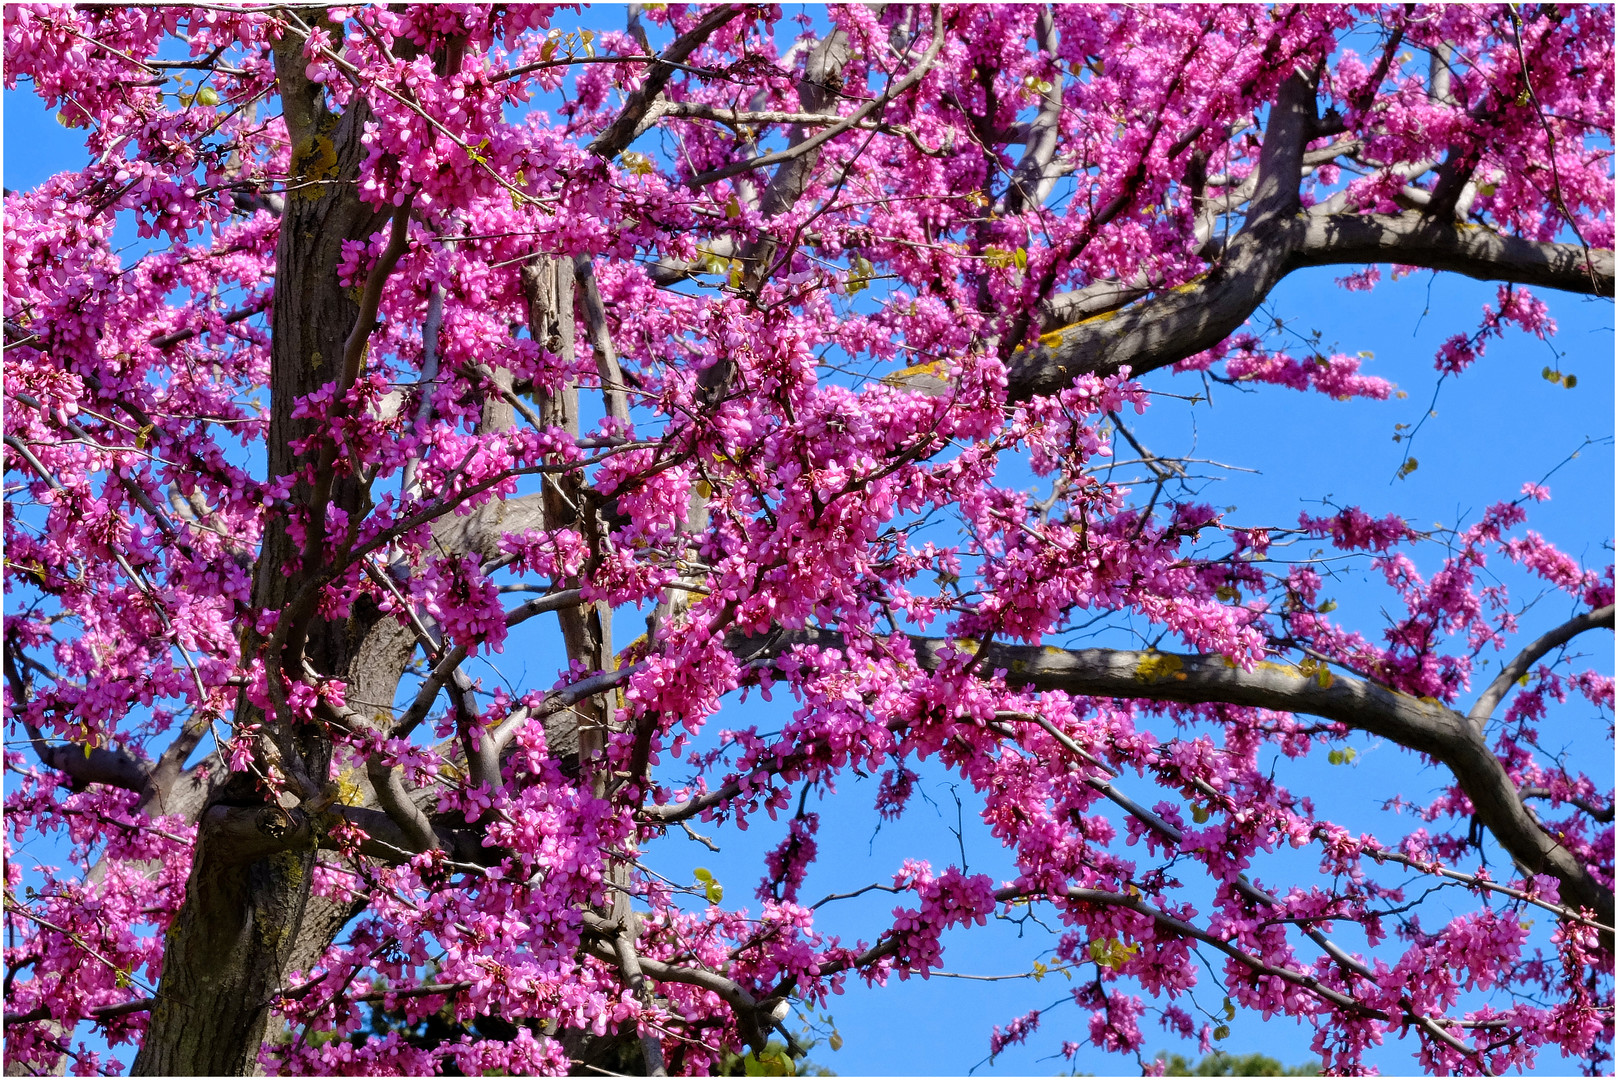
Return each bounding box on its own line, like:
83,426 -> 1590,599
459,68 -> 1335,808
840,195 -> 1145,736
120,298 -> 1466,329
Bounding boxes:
287,111 -> 342,203
882,358 -> 950,388
1134,651 -> 1184,683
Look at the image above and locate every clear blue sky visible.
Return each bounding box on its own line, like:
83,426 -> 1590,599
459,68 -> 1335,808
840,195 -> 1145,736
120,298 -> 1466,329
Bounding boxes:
4,10 -> 1613,1076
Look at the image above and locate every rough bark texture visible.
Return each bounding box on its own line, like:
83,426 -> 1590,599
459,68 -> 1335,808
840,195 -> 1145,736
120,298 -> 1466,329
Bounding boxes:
131,33 -> 391,1076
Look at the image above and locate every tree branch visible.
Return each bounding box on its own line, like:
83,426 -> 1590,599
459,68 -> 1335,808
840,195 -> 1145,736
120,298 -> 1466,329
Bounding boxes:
578,910 -> 772,1052
1005,71 -> 1317,399
998,5 -> 1063,217
1469,604 -> 1615,727
5,997 -> 153,1026
586,6 -> 747,161
1293,214 -> 1614,295
988,63 -> 1613,401
572,255 -> 632,425
685,8 -> 945,190
740,626 -> 1614,928
148,298 -> 270,350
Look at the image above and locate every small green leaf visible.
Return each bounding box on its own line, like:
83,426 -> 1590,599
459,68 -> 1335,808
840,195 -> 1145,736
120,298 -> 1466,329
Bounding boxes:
1088,937 -> 1137,970
1397,457 -> 1419,478
1563,373 -> 1577,389
847,255 -> 874,294
620,151 -> 655,176
1328,750 -> 1345,765
829,1031 -> 843,1052
705,881 -> 724,904
982,246 -> 1018,269
196,86 -> 220,107
693,867 -> 714,883
1191,804 -> 1211,824
1213,1024 -> 1231,1041
1317,599 -> 1337,613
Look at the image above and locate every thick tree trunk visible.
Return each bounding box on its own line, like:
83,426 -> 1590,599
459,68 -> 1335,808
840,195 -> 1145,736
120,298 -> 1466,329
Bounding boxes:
131,34 -> 391,1075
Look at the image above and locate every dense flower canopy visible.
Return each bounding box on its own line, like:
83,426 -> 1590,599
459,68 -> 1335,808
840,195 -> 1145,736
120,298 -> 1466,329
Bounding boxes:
2,3 -> 1613,1076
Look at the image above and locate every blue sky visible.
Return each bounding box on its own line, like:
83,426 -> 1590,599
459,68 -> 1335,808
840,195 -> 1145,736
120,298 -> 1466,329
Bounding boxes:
4,8 -> 1614,1076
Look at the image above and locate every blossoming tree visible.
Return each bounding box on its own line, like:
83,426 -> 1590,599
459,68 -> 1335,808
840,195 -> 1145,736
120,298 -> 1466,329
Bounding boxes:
3,3 -> 1613,1075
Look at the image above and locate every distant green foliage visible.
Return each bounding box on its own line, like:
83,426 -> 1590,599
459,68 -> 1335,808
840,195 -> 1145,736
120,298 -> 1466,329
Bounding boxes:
1158,1050 -> 1320,1076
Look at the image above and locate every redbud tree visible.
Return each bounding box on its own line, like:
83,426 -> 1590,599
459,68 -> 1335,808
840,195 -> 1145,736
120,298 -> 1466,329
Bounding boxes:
3,4 -> 1613,1076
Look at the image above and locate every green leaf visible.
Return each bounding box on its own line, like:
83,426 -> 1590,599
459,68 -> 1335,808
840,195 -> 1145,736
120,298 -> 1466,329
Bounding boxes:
1328,750 -> 1345,765
828,1031 -> 843,1052
1317,599 -> 1337,613
1191,804 -> 1211,824
982,246 -> 1018,269
196,86 -> 220,107
705,881 -> 724,904
693,867 -> 714,883
1088,937 -> 1138,970
847,255 -> 874,294
1397,457 -> 1419,478
1563,373 -> 1577,389
1213,1024 -> 1231,1041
